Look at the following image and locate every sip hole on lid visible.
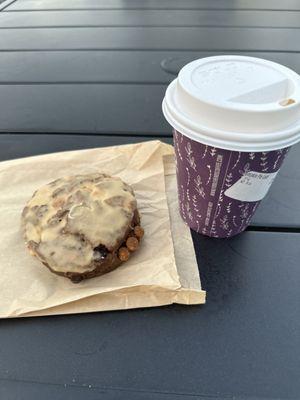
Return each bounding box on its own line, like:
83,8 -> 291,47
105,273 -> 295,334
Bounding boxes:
279,98 -> 296,107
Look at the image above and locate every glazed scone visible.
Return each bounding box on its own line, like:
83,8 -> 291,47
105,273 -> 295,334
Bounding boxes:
21,173 -> 144,283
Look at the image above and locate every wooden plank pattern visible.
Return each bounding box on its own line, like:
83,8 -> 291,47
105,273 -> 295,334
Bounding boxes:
0,27 -> 300,51
1,50 -> 300,83
1,10 -> 300,28
6,0 -> 300,11
0,51 -> 173,83
0,134 -> 171,161
0,84 -> 169,134
159,52 -> 300,77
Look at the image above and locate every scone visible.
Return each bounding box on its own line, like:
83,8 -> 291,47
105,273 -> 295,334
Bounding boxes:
21,173 -> 144,283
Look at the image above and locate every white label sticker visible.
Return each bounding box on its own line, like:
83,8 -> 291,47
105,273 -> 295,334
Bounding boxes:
224,170 -> 279,202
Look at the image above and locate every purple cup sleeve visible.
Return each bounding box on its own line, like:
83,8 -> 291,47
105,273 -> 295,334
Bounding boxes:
173,130 -> 290,238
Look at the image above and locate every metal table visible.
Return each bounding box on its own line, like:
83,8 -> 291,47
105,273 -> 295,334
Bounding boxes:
0,1 -> 299,399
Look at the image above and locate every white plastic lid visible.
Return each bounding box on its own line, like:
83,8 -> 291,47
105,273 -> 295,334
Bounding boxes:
162,55 -> 300,151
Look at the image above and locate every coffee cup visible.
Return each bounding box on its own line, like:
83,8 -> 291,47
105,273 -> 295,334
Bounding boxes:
162,56 -> 300,237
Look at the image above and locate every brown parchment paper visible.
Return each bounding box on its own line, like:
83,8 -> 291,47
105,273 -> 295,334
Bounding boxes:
0,141 -> 205,318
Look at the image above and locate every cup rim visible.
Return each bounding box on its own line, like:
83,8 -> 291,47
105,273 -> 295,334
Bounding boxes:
163,79 -> 300,152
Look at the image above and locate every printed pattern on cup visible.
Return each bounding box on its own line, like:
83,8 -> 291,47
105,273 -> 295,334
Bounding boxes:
173,131 -> 290,238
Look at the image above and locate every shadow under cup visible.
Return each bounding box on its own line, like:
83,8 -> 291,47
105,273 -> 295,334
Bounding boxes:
173,130 -> 290,238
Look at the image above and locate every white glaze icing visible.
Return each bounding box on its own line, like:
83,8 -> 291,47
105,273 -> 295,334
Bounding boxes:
22,174 -> 137,273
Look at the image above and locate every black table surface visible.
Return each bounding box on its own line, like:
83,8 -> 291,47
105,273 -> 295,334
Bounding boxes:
0,1 -> 299,399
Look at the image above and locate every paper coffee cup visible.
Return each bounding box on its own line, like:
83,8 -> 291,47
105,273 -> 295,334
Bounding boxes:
162,56 -> 300,237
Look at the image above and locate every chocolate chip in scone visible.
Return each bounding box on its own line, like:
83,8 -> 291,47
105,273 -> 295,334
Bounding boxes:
93,244 -> 109,260
68,273 -> 83,284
